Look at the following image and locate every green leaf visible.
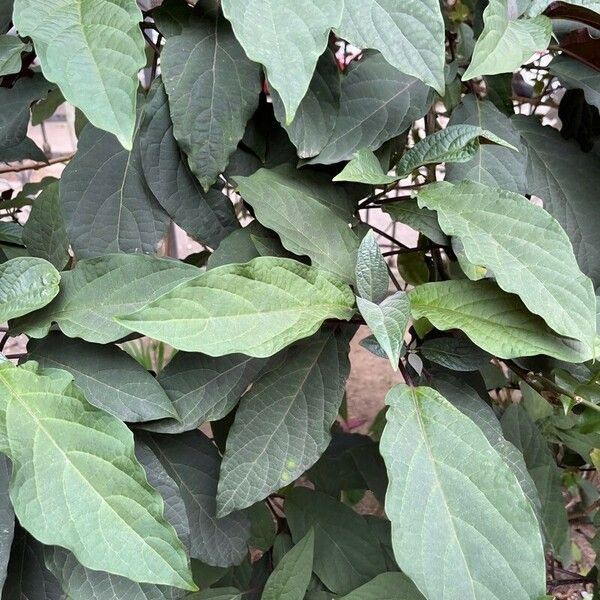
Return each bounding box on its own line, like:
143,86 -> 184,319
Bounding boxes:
234,166 -> 361,282
463,0 -> 551,80
117,257 -> 355,358
335,0 -> 445,94
221,0 -> 342,123
513,115 -> 600,287
526,0 -> 600,15
272,50 -> 341,158
2,527 -> 64,600
380,384 -> 546,600
355,230 -> 389,304
61,123 -> 170,258
382,199 -> 448,246
31,85 -> 65,125
308,51 -> 433,165
285,488 -> 387,595
217,327 -> 352,515
11,254 -> 200,344
0,1 -> 13,33
501,404 -> 570,556
142,431 -> 251,568
420,336 -> 491,371
418,181 -> 597,352
27,332 -> 178,423
139,79 -> 239,248
0,257 -> 60,321
395,125 -> 517,177
13,0 -> 146,148
0,35 -> 30,76
21,180 -> 70,270
333,148 -> 398,186
247,503 -> 276,552
409,280 -> 592,362
262,529 -> 314,600
0,74 -> 48,162
0,363 -> 195,590
550,54 -> 600,111
339,572 -> 425,600
146,351 -> 267,434
155,1 -> 261,190
446,96 -> 528,194
190,589 -> 241,600
45,546 -> 187,600
0,456 -> 13,591
357,292 -> 409,370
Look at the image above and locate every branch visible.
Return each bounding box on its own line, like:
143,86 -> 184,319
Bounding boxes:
0,153 -> 74,175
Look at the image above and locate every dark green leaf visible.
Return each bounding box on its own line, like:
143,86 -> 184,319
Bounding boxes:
339,572 -> 425,600
420,336 -> 491,371
0,456 -> 13,591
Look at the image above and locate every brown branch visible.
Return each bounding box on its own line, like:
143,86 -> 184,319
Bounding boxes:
0,153 -> 74,175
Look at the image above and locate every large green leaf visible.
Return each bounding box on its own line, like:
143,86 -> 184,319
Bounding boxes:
308,51 -> 432,165
409,280 -> 591,362
446,96 -> 528,194
355,230 -> 389,304
139,79 -> 239,248
155,1 -> 261,190
513,115 -> 600,287
0,363 -> 195,590
381,384 -> 546,600
146,352 -> 267,434
117,257 -> 355,358
271,50 -> 341,158
463,0 -> 551,80
11,254 -> 200,344
45,546 -> 186,600
336,0 -> 444,93
285,488 -> 387,595
418,180 -> 596,352
339,573 -> 425,600
357,292 -> 409,370
217,327 -> 352,515
0,456 -> 13,591
0,257 -> 60,322
221,0 -> 342,123
501,404 -> 570,556
262,529 -> 314,600
0,35 -> 30,76
395,125 -> 517,177
550,54 -> 600,110
234,166 -> 361,282
12,0 -> 145,148
21,181 -> 70,270
142,431 -> 251,568
61,123 -> 170,258
27,332 -> 178,423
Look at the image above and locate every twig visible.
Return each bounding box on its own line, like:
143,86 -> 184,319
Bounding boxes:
368,225 -> 407,249
0,153 -> 75,175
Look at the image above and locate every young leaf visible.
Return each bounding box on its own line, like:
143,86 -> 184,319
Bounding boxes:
11,254 -> 201,344
409,280 -> 592,362
139,79 -> 240,248
155,1 -> 261,191
463,0 -> 551,80
27,332 -> 179,423
262,529 -> 314,600
142,431 -> 251,568
356,292 -> 410,370
339,572 -> 425,600
21,181 -> 70,270
117,257 -> 356,358
380,384 -> 546,600
307,51 -> 433,165
501,404 -> 570,557
60,123 -> 170,258
271,50 -> 341,158
234,166 -> 361,283
0,363 -> 195,590
221,0 -> 342,123
0,257 -> 60,322
285,488 -> 387,595
355,230 -> 389,304
418,181 -> 597,352
395,125 -> 517,177
336,0 -> 445,94
0,35 -> 31,77
12,0 -> 145,148
217,327 -> 352,515
334,148 -> 398,186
